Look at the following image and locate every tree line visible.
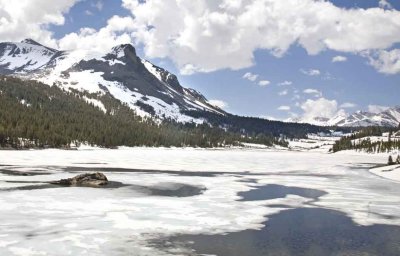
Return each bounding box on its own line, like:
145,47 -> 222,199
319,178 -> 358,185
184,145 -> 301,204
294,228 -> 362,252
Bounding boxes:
332,126 -> 400,153
0,76 -> 287,149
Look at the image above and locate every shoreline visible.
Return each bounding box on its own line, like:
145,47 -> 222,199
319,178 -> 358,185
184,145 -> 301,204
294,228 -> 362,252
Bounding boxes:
369,164 -> 400,183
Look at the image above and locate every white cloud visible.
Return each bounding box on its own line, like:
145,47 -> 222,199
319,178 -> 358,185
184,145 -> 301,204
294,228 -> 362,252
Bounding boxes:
368,104 -> 389,113
93,1 -> 104,11
242,72 -> 258,82
278,105 -> 291,111
332,55 -> 347,63
301,97 -> 338,122
363,49 -> 400,74
85,10 -> 93,16
322,72 -> 335,80
379,0 -> 393,9
278,89 -> 288,96
121,0 -> 400,74
208,99 -> 229,109
303,88 -> 322,97
180,64 -> 198,75
2,0 -> 400,75
340,102 -> 357,108
300,69 -> 321,76
258,80 -> 270,86
278,80 -> 292,86
291,94 -> 301,100
58,15 -> 135,56
0,0 -> 79,47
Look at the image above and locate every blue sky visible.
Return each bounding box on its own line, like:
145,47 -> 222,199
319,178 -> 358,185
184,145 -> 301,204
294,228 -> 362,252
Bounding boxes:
16,0 -> 400,120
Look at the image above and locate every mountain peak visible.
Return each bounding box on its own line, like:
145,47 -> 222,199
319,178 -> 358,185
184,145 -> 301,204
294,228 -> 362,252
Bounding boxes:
21,38 -> 42,46
110,44 -> 137,59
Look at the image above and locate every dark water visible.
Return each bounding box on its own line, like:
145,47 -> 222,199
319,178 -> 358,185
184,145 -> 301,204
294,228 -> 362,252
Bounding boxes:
129,183 -> 206,197
155,184 -> 400,256
162,208 -> 400,256
2,170 -> 205,197
63,166 -> 343,179
0,169 -> 52,176
1,180 -> 127,191
238,184 -> 327,201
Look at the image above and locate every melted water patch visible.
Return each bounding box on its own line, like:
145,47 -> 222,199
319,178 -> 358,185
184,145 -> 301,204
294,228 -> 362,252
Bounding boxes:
130,183 -> 206,197
238,184 -> 327,201
160,208 -> 400,256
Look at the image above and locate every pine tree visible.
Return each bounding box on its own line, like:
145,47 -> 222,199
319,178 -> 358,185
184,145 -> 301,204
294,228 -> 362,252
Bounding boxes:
388,155 -> 394,165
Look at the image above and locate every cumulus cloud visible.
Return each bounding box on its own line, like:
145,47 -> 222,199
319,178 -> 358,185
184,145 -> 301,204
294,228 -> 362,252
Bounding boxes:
340,102 -> 357,108
303,88 -> 322,97
278,89 -> 288,96
363,49 -> 400,74
278,80 -> 292,86
93,1 -> 104,11
208,99 -> 229,109
379,0 -> 393,9
301,97 -> 339,122
58,16 -> 135,56
0,0 -> 79,47
278,105 -> 291,111
3,0 -> 400,75
301,69 -> 321,76
322,72 -> 335,80
368,104 -> 390,113
2,0 -> 400,76
120,0 -> 400,74
258,80 -> 270,86
332,55 -> 347,63
242,72 -> 258,82
291,90 -> 301,101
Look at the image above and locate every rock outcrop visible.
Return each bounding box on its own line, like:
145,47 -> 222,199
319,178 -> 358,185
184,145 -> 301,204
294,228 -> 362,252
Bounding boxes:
50,172 -> 108,187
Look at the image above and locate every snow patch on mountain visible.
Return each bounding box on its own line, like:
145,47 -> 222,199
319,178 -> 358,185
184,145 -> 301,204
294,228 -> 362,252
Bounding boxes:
83,96 -> 107,113
19,99 -> 31,108
142,59 -> 162,81
0,40 -> 62,73
110,45 -> 126,59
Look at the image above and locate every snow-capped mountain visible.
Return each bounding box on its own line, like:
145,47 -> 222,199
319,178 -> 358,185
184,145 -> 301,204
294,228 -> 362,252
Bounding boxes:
0,39 -> 224,123
292,107 -> 400,127
0,39 -> 67,74
336,107 -> 400,127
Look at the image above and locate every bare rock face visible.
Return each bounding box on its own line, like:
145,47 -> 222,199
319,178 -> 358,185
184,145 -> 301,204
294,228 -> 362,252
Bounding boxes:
51,172 -> 108,187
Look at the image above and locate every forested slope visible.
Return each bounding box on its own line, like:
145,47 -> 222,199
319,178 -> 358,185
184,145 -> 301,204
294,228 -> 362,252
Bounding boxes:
0,76 -> 287,148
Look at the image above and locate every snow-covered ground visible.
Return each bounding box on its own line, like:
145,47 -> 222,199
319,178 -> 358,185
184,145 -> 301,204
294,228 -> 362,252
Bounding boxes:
0,147 -> 399,255
288,136 -> 340,152
370,164 -> 400,183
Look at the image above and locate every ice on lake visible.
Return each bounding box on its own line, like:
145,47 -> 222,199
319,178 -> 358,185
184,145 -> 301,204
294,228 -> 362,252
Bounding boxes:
0,148 -> 400,255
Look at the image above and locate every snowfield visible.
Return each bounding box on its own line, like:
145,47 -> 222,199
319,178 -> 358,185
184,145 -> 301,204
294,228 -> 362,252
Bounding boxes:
370,164 -> 400,182
0,147 -> 399,255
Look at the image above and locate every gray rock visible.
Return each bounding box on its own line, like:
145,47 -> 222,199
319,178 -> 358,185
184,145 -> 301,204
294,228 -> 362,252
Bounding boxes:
50,172 -> 108,187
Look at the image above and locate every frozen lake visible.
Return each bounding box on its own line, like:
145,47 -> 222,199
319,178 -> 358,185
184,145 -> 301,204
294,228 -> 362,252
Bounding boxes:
0,148 -> 400,255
